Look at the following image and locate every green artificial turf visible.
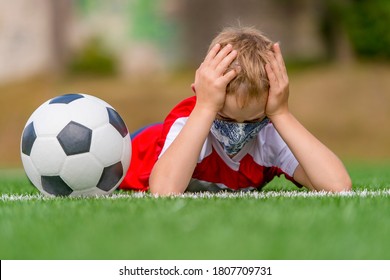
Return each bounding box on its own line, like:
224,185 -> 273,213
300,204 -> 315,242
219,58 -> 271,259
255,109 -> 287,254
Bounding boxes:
0,161 -> 389,260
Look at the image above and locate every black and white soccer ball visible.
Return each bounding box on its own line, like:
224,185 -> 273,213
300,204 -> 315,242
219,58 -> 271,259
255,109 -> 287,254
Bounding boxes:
20,93 -> 131,197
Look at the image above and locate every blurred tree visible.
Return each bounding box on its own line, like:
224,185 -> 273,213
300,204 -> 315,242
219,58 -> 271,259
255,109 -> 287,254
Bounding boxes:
69,37 -> 117,75
180,0 -> 328,67
323,0 -> 390,60
49,0 -> 72,72
344,0 -> 390,59
129,0 -> 175,45
127,0 -> 180,66
180,0 -> 390,66
321,0 -> 355,62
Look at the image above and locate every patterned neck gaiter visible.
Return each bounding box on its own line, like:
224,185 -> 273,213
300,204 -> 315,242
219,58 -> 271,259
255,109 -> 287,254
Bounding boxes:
210,117 -> 270,156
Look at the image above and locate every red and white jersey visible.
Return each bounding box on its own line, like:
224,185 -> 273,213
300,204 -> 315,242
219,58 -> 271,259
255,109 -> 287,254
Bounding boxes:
119,96 -> 300,192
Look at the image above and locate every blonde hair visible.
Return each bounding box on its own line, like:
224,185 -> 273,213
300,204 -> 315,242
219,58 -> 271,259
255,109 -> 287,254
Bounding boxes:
208,26 -> 274,107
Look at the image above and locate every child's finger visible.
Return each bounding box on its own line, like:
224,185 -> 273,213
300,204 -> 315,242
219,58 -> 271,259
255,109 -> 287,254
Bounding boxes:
211,44 -> 233,67
216,49 -> 237,75
221,68 -> 238,85
273,43 -> 288,80
265,63 -> 278,88
204,44 -> 221,63
268,52 -> 283,84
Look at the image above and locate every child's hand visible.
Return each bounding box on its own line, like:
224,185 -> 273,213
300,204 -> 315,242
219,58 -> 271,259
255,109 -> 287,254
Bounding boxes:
193,44 -> 238,113
265,43 -> 290,118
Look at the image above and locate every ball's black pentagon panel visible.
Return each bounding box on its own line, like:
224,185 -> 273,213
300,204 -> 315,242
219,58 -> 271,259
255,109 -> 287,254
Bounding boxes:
96,162 -> 123,191
49,94 -> 84,104
107,107 -> 128,137
21,122 -> 37,156
41,175 -> 73,196
57,121 -> 92,155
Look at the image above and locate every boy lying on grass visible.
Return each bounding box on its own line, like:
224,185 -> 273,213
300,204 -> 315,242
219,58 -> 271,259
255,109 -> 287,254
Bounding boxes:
119,26 -> 352,195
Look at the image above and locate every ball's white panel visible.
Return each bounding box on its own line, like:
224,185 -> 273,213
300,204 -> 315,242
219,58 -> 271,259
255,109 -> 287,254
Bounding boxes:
30,137 -> 66,175
90,124 -> 124,166
68,97 -> 109,129
61,153 -> 103,191
21,154 -> 42,190
31,104 -> 72,136
121,134 -> 132,175
82,94 -> 113,109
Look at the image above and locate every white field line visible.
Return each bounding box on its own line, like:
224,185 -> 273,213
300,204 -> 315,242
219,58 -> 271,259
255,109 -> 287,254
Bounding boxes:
1,189 -> 390,201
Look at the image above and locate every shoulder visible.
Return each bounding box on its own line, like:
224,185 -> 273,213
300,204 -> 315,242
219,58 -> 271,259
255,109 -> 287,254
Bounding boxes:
160,95 -> 196,138
165,96 -> 196,121
157,96 -> 197,155
254,122 -> 290,163
256,123 -> 298,176
258,123 -> 285,148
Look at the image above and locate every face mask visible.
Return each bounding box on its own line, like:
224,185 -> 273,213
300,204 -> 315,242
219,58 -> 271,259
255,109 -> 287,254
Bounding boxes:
210,117 -> 270,156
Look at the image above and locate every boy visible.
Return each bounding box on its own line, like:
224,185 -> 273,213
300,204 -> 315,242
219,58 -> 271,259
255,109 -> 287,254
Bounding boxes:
119,26 -> 352,195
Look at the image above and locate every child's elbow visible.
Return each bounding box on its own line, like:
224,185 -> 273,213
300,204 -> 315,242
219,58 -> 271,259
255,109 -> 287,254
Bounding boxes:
149,183 -> 159,195
311,174 -> 352,193
330,175 -> 352,193
149,185 -> 182,196
149,177 -> 184,196
149,178 -> 165,196
149,183 -> 169,196
149,169 -> 167,195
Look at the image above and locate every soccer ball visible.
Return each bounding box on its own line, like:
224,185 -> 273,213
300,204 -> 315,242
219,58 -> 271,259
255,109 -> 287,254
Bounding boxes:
20,93 -> 131,197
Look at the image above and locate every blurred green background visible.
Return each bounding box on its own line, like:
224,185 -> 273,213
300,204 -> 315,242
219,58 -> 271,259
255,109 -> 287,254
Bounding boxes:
1,0 -> 390,168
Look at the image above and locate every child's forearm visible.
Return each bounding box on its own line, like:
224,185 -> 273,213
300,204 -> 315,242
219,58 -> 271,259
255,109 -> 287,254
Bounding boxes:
270,112 -> 352,192
149,104 -> 216,195
149,43 -> 237,195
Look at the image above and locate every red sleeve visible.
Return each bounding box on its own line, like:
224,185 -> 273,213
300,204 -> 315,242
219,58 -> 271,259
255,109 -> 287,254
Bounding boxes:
156,96 -> 197,154
119,96 -> 196,191
119,124 -> 163,191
